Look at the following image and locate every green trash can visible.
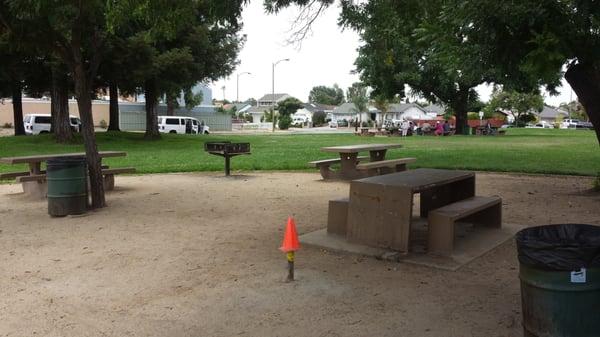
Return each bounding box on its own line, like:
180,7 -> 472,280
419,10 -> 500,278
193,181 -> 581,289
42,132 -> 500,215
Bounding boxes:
516,224 -> 600,337
47,157 -> 88,217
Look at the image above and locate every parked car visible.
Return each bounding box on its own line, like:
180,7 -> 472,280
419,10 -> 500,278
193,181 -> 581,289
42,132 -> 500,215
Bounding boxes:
336,119 -> 349,127
525,121 -> 553,129
562,119 -> 594,129
158,116 -> 209,134
292,116 -> 308,127
23,114 -> 81,135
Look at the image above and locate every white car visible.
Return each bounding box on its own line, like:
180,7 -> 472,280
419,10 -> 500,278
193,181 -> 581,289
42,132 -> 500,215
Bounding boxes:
525,121 -> 553,129
158,116 -> 209,134
23,114 -> 81,135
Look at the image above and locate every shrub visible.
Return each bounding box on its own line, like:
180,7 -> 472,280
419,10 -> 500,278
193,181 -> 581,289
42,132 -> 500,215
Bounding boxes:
278,115 -> 292,130
3,122 -> 13,128
99,119 -> 108,129
312,111 -> 326,126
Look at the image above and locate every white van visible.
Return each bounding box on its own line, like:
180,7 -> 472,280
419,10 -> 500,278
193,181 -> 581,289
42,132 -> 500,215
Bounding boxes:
23,114 -> 81,135
158,116 -> 210,134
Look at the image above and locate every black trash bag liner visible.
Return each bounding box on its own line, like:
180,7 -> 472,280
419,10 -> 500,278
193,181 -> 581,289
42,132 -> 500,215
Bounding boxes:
47,157 -> 87,171
516,224 -> 600,271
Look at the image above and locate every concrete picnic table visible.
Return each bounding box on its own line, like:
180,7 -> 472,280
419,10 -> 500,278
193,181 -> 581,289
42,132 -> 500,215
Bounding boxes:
0,151 -> 129,198
318,143 -> 403,180
0,151 -> 127,174
346,168 -> 475,252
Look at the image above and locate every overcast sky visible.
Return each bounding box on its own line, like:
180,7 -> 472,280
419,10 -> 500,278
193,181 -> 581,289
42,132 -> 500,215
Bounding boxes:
211,2 -> 575,106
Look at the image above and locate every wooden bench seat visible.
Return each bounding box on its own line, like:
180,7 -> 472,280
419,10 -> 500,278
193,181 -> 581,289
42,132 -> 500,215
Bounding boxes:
0,171 -> 35,180
427,196 -> 502,255
16,174 -> 47,183
356,157 -> 416,175
309,156 -> 368,179
101,167 -> 136,190
13,166 -> 135,191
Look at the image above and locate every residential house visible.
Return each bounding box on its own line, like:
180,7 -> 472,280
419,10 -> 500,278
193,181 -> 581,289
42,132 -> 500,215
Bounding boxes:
422,104 -> 446,118
247,93 -> 295,123
386,103 -> 433,121
293,103 -> 336,124
535,105 -> 569,124
330,102 -> 373,123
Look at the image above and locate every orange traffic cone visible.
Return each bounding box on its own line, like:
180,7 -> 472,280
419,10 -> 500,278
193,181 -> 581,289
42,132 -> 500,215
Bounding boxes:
280,216 -> 300,252
280,217 -> 300,282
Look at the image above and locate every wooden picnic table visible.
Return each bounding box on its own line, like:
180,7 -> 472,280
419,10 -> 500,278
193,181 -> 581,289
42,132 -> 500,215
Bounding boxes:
346,168 -> 475,252
0,151 -> 126,175
0,151 -> 129,198
318,143 -> 403,180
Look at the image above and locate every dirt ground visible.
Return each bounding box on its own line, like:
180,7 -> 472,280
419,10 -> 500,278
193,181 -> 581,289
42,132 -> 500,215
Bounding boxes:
1,172 -> 598,337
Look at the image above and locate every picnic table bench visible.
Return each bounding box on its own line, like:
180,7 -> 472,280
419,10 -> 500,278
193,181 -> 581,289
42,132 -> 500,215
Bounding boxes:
327,168 -> 503,256
311,143 -> 413,180
0,151 -> 134,198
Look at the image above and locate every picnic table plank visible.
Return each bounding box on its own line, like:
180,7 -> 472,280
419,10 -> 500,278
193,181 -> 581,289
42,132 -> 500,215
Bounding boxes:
320,143 -> 403,153
0,151 -> 126,164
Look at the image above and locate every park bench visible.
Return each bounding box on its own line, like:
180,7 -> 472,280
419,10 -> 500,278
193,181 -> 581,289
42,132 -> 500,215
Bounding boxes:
13,165 -> 135,190
427,196 -> 502,255
355,157 -> 416,175
308,156 -> 369,179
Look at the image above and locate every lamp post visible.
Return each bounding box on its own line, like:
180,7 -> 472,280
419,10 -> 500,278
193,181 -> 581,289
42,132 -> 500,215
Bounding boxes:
272,58 -> 290,132
236,72 -> 251,103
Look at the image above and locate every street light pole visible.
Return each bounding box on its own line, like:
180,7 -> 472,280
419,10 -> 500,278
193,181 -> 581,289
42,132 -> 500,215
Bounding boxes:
272,58 -> 290,132
236,72 -> 251,103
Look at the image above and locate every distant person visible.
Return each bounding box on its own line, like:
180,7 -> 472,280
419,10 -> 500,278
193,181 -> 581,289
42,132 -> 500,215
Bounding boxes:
401,120 -> 410,137
435,121 -> 444,136
443,120 -> 450,134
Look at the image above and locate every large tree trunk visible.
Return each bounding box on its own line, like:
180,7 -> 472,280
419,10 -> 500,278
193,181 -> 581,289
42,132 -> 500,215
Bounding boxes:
144,79 -> 160,139
11,82 -> 25,136
50,68 -> 74,143
73,64 -> 105,209
166,93 -> 177,116
451,89 -> 470,135
565,63 -> 600,144
107,80 -> 120,131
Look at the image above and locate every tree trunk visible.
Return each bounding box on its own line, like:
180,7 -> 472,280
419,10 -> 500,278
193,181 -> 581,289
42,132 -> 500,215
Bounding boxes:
452,89 -> 470,135
166,94 -> 177,116
144,79 -> 160,139
73,64 -> 105,209
11,82 -> 25,136
107,80 -> 120,131
565,63 -> 600,144
50,68 -> 74,143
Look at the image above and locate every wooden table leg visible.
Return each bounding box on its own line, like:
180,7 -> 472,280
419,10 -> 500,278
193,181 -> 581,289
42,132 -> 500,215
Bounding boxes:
29,162 -> 41,174
339,152 -> 362,180
369,149 -> 387,161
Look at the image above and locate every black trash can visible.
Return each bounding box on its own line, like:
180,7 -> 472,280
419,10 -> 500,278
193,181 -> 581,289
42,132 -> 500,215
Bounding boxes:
516,224 -> 600,337
47,157 -> 88,217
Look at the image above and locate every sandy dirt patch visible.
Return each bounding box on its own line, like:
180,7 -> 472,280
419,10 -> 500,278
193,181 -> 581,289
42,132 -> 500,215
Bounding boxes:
0,172 -> 598,337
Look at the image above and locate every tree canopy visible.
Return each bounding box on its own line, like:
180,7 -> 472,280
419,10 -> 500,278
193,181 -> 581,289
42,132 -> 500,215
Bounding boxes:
308,84 -> 344,105
484,89 -> 544,127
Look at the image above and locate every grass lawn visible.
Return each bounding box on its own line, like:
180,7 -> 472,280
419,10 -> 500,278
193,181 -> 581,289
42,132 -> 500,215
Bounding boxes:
0,128 -> 599,178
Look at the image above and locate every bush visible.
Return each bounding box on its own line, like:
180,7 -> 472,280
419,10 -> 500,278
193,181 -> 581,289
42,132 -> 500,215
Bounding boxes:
312,111 -> 326,126
278,115 -> 292,130
3,122 -> 13,129
99,119 -> 108,129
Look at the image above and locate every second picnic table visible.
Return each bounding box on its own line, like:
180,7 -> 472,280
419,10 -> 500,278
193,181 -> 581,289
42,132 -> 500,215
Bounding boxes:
0,151 -> 134,197
310,143 -> 412,180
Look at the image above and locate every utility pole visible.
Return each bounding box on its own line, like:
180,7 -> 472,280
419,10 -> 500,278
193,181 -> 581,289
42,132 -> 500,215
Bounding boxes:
272,58 -> 290,132
221,85 -> 226,102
